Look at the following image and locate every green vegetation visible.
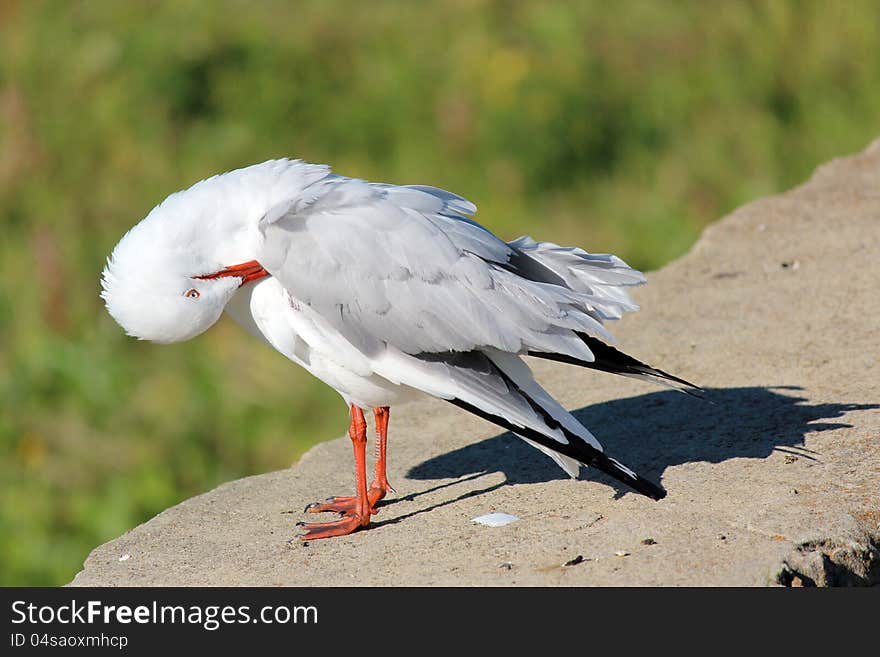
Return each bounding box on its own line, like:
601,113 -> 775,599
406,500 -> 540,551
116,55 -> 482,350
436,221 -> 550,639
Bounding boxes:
2,1 -> 880,585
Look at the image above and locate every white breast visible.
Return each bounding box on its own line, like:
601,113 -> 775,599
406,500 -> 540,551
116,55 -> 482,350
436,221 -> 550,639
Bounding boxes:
225,278 -> 423,409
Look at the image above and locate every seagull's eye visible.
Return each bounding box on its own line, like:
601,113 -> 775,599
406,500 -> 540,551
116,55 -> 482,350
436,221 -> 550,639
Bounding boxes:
184,288 -> 200,299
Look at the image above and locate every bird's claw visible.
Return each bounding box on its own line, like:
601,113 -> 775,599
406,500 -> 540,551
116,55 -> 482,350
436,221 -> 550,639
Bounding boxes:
296,513 -> 369,540
305,495 -> 358,515
304,485 -> 390,516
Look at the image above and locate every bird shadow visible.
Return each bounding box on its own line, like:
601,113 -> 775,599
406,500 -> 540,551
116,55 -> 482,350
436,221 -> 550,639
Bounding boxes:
404,386 -> 879,499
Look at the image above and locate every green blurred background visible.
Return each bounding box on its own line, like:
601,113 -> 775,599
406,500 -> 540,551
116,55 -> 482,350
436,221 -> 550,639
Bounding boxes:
2,0 -> 880,585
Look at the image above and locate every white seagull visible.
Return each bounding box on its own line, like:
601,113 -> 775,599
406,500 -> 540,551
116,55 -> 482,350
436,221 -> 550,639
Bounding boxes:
101,159 -> 699,539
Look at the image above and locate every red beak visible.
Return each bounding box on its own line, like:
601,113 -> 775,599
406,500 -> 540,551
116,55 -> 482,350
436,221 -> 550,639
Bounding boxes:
195,260 -> 269,287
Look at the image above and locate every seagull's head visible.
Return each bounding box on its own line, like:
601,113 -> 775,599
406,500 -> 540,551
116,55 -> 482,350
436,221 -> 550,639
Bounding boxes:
100,185 -> 269,344
101,158 -> 333,343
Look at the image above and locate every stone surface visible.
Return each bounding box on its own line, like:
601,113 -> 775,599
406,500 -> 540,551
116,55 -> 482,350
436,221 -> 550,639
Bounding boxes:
71,141 -> 880,587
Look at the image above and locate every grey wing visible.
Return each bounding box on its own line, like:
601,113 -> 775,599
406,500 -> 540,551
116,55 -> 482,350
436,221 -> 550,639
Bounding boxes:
256,175 -> 639,359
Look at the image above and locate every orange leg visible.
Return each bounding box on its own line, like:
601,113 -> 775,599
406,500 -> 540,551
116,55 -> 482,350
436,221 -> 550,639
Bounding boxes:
370,406 -> 395,496
304,406 -> 394,517
298,405 -> 372,540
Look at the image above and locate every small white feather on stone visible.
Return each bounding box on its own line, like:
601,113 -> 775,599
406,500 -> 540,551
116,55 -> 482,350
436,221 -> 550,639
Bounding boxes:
471,513 -> 519,527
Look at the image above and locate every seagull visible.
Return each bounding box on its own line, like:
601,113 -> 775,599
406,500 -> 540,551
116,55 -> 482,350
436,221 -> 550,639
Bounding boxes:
101,159 -> 699,540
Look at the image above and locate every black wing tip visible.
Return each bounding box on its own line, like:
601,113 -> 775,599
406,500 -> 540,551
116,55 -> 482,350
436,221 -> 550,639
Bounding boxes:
636,365 -> 700,390
643,481 -> 667,501
638,367 -> 708,400
626,472 -> 667,500
625,476 -> 667,500
600,454 -> 667,500
447,395 -> 667,501
530,333 -> 706,401
440,352 -> 667,501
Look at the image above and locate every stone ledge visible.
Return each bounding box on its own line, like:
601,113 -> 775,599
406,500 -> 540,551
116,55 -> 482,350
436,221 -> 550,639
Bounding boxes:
71,140 -> 880,586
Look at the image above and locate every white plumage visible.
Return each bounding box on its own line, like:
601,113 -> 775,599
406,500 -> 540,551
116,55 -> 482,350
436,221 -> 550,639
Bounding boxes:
102,159 -> 697,538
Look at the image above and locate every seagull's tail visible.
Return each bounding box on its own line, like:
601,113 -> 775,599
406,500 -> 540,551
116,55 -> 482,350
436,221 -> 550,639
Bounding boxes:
458,350 -> 667,500
507,236 -> 645,321
529,332 -> 704,399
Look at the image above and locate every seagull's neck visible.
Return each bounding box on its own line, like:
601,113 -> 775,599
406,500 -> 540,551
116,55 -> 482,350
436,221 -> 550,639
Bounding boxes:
146,158 -> 332,265
176,158 -> 331,229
